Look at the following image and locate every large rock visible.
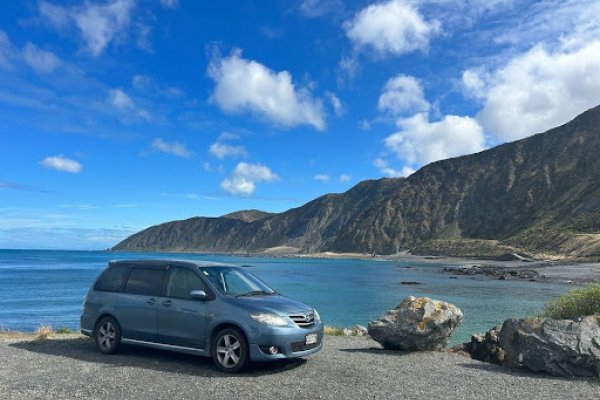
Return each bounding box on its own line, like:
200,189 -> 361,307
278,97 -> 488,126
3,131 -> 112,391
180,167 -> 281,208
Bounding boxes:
368,296 -> 464,351
464,316 -> 600,377
464,325 -> 507,364
499,317 -> 600,377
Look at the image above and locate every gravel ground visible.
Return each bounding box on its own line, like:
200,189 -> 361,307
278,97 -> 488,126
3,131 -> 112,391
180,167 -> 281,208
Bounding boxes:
0,336 -> 598,400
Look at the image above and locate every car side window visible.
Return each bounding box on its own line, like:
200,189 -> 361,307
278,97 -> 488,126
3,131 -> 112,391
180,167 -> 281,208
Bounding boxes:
94,265 -> 130,292
123,268 -> 166,296
166,268 -> 208,299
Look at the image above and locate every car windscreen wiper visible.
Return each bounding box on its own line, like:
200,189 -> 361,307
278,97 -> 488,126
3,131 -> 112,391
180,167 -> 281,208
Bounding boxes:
236,290 -> 277,297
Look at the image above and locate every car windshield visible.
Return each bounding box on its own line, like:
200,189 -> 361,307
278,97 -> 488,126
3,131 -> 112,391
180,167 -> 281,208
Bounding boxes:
199,266 -> 276,297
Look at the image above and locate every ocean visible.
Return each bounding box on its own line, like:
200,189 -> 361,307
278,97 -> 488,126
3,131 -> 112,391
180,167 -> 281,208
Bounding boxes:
0,249 -> 571,344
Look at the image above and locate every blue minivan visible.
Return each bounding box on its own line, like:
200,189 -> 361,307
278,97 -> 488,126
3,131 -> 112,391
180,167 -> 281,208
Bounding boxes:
81,260 -> 323,372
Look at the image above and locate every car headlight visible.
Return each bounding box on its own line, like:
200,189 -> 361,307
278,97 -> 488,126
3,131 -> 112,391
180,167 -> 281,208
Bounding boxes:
250,313 -> 289,326
313,309 -> 321,322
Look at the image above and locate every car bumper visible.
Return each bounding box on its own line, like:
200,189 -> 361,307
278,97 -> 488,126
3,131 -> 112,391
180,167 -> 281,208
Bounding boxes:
248,323 -> 324,361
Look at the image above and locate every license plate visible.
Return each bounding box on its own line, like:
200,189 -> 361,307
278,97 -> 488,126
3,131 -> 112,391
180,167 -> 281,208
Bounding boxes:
306,333 -> 318,345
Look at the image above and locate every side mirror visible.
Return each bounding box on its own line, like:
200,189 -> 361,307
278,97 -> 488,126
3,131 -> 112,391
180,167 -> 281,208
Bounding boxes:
190,290 -> 208,301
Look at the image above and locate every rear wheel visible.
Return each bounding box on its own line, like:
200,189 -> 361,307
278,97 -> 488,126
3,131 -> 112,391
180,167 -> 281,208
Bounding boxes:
94,316 -> 121,354
211,328 -> 249,373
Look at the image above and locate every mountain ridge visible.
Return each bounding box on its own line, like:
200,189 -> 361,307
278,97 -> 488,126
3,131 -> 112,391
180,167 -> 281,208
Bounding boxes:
113,106 -> 600,261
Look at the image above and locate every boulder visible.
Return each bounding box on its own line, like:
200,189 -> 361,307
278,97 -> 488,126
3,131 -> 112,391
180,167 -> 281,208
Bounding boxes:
353,324 -> 368,337
342,328 -> 354,337
464,326 -> 506,364
463,317 -> 600,377
499,317 -> 600,377
368,296 -> 464,351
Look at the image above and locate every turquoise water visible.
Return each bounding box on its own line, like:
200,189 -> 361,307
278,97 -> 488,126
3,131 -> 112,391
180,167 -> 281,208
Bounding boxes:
0,249 -> 571,343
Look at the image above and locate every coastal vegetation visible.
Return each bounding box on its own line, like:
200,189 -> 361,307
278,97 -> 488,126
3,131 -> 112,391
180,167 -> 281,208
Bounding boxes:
542,284 -> 600,319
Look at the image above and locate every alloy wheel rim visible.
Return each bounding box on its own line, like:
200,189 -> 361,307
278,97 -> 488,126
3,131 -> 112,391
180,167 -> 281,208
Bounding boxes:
216,334 -> 241,368
98,321 -> 116,350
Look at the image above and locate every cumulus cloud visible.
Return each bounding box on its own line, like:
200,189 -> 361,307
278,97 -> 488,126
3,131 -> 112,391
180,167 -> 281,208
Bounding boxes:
38,0 -> 135,56
313,174 -> 330,182
209,142 -> 248,160
40,155 -> 82,173
151,138 -> 191,158
344,0 -> 441,57
339,174 -> 351,182
378,74 -> 430,115
221,162 -> 279,196
208,49 -> 325,130
385,113 -> 485,166
373,158 -> 414,178
469,41 -> 600,141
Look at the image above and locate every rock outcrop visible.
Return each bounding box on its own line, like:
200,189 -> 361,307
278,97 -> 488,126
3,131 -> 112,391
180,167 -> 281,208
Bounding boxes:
465,317 -> 600,377
368,296 -> 463,351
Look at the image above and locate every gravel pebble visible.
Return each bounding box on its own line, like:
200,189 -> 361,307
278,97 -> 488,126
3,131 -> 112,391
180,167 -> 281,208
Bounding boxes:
0,336 -> 598,399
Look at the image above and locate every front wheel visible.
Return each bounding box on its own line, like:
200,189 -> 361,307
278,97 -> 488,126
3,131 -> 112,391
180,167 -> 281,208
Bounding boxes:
94,316 -> 121,354
211,328 -> 249,373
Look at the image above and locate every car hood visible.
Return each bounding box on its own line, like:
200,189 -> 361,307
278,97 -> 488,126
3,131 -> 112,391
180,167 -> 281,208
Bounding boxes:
235,294 -> 313,315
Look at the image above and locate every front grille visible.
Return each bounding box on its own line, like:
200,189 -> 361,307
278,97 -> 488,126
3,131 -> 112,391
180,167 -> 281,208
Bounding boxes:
289,312 -> 316,328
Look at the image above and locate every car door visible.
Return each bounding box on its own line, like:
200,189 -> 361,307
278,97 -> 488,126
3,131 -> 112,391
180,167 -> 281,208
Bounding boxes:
156,267 -> 209,349
117,267 -> 167,342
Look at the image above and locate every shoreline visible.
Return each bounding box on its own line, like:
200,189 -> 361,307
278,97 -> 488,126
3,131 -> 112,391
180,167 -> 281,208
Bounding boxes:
109,248 -> 600,284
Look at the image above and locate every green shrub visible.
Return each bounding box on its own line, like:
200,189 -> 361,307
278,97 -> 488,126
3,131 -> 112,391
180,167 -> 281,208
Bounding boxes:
55,327 -> 73,334
542,284 -> 600,319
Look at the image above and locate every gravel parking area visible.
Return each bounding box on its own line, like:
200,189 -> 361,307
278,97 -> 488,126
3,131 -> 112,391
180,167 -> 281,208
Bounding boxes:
0,336 -> 597,399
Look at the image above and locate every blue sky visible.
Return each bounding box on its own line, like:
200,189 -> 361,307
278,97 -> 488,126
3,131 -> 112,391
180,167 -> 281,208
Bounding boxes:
1,0 -> 600,249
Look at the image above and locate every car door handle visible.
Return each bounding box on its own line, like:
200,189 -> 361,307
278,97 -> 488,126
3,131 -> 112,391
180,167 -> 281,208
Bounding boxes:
147,298 -> 157,305
162,300 -> 173,307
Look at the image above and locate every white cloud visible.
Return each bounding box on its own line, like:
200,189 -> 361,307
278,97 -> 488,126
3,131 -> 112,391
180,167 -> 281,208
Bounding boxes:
385,113 -> 485,166
461,69 -> 489,100
109,88 -> 135,110
325,91 -> 344,116
313,174 -> 330,182
108,88 -> 150,121
151,138 -> 191,158
217,131 -> 241,141
22,42 -> 61,74
344,0 -> 441,57
373,158 -> 414,178
378,74 -> 430,115
221,162 -> 279,196
209,142 -> 248,160
471,41 -> 600,141
339,174 -> 351,182
38,0 -> 135,56
160,0 -> 179,9
299,0 -> 344,18
40,155 -> 82,173
208,49 -> 325,130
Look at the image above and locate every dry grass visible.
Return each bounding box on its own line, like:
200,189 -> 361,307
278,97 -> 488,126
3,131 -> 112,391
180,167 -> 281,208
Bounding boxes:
324,326 -> 345,336
0,326 -> 80,341
35,325 -> 54,340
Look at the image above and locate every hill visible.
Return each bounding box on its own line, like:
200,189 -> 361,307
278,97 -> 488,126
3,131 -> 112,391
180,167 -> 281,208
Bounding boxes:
113,106 -> 600,260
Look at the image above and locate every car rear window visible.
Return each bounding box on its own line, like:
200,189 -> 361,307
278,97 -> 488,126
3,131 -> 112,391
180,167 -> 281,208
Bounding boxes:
94,265 -> 130,292
123,268 -> 166,296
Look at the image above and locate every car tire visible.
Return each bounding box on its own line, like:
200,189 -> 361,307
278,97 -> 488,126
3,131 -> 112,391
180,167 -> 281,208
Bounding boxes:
94,316 -> 121,355
211,328 -> 249,373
